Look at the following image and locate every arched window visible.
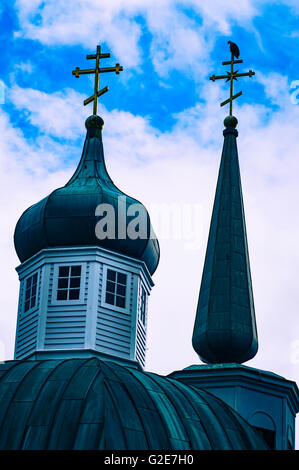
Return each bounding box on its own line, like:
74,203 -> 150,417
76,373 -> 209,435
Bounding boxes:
249,411 -> 276,450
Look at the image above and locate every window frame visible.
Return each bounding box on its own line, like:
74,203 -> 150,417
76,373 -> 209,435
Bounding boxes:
51,263 -> 85,306
139,285 -> 147,326
101,265 -> 130,314
23,271 -> 39,315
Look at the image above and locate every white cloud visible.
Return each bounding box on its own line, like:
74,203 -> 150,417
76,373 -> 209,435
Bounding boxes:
13,0 -> 262,76
190,0 -> 257,33
9,85 -> 87,139
14,0 -> 143,67
0,107 -> 74,359
256,71 -> 291,106
14,61 -> 34,74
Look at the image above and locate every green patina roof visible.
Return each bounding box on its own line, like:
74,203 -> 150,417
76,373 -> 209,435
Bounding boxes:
14,115 -> 160,275
192,118 -> 258,364
0,358 -> 267,450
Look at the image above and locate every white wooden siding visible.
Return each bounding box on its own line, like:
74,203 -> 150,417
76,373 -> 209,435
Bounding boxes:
44,306 -> 86,348
134,282 -> 148,367
15,269 -> 41,359
96,263 -> 133,359
136,320 -> 146,367
44,262 -> 88,349
14,246 -> 153,365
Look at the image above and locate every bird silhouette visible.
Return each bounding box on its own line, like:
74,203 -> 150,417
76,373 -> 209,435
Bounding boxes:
228,41 -> 240,59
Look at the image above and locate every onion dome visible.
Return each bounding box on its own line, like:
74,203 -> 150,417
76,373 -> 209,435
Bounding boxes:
192,116 -> 258,364
0,358 -> 268,449
14,115 -> 160,275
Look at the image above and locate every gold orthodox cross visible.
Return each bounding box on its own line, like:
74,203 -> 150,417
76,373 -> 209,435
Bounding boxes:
209,49 -> 255,116
72,44 -> 123,115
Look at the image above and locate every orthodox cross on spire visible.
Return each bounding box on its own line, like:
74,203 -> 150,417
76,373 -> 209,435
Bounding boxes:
209,41 -> 255,116
72,44 -> 123,115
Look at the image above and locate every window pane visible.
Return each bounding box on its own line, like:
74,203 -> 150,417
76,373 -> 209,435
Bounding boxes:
57,289 -> 67,300
117,273 -> 127,285
105,270 -> 127,309
140,307 -> 145,324
24,273 -> 39,313
106,280 -> 115,293
140,287 -> 146,324
71,266 -> 81,277
105,292 -> 114,305
107,269 -> 116,281
116,284 -> 126,296
58,278 -> 68,289
69,289 -> 80,300
70,277 -> 80,288
30,296 -> 36,309
25,288 -> 31,301
57,266 -> 82,301
116,296 -> 125,308
141,290 -> 146,308
59,266 -> 69,277
26,276 -> 32,289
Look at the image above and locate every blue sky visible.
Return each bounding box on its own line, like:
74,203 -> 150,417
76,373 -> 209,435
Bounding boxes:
1,1 -> 299,433
2,0 -> 299,133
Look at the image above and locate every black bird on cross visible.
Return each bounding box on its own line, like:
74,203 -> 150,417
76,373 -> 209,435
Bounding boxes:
228,41 -> 240,59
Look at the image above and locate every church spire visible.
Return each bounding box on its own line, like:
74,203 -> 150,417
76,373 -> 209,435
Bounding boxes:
192,115 -> 258,363
192,44 -> 257,364
13,47 -> 159,366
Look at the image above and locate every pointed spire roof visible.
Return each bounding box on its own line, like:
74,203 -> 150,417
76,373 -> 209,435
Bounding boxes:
192,116 -> 258,364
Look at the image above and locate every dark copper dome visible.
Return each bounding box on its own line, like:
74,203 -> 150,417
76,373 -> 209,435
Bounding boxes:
0,358 -> 268,449
14,115 -> 160,275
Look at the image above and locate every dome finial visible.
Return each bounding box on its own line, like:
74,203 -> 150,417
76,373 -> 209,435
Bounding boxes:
72,44 -> 123,115
85,114 -> 104,130
224,115 -> 238,128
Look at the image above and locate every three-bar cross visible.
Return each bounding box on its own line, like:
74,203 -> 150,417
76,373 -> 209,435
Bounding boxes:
209,50 -> 255,116
72,44 -> 123,115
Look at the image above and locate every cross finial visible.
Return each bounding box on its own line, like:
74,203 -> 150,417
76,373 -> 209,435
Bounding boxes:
209,41 -> 255,116
72,44 -> 123,115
